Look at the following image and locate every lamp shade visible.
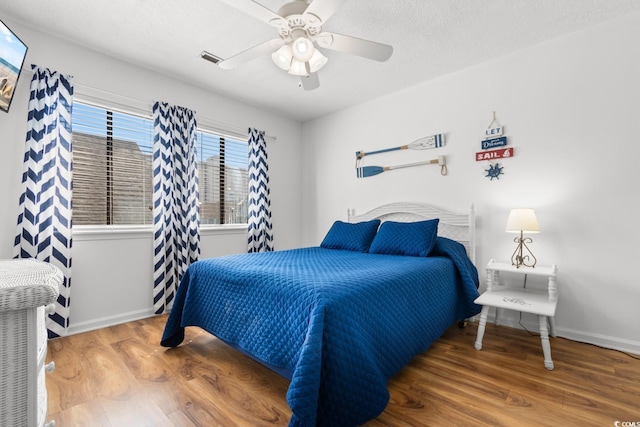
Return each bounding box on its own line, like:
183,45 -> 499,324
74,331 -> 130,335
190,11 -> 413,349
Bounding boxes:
505,208 -> 540,233
271,44 -> 293,71
308,49 -> 328,73
288,59 -> 309,76
291,36 -> 314,62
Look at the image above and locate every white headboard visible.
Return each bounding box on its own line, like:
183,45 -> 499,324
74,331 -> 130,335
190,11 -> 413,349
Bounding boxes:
348,202 -> 476,264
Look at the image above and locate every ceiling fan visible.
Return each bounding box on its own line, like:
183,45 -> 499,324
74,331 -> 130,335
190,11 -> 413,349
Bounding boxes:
215,0 -> 393,90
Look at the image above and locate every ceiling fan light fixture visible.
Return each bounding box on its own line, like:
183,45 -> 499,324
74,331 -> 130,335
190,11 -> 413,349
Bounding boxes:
308,49 -> 328,73
271,44 -> 293,71
217,0 -> 394,91
291,36 -> 315,62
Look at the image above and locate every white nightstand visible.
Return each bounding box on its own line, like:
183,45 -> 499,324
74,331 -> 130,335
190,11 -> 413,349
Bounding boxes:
474,259 -> 559,370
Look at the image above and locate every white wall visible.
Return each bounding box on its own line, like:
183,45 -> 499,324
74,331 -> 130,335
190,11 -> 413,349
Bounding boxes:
0,19 -> 303,333
3,12 -> 639,352
302,12 -> 640,353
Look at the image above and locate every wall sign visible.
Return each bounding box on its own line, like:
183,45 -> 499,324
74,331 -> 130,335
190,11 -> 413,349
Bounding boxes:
485,126 -> 503,137
477,112 -> 514,180
481,136 -> 507,150
476,147 -> 514,161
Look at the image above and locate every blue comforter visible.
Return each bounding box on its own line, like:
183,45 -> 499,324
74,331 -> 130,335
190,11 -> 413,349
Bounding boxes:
161,237 -> 481,426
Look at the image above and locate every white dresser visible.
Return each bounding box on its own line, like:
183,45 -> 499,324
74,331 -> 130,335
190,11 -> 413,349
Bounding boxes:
0,259 -> 62,427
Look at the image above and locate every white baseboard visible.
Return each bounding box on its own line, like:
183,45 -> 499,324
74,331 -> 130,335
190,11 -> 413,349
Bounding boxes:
474,313 -> 640,355
64,309 -> 640,356
554,326 -> 640,356
67,308 -> 156,336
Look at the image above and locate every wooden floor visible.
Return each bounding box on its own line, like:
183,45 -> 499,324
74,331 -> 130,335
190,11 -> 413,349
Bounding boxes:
46,315 -> 640,426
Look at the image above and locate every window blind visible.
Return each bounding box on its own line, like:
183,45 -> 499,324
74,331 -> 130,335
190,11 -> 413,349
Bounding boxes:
198,133 -> 249,225
73,102 -> 154,225
72,101 -> 249,226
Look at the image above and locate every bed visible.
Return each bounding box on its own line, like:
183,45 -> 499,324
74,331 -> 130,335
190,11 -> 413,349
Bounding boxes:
161,202 -> 482,426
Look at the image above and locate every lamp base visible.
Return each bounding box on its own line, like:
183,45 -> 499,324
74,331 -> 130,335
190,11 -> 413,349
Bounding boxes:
511,232 -> 537,268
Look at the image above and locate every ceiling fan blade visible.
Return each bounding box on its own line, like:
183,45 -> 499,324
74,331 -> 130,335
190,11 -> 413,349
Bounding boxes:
218,39 -> 285,70
303,0 -> 350,24
300,72 -> 320,90
217,0 -> 287,27
316,32 -> 393,62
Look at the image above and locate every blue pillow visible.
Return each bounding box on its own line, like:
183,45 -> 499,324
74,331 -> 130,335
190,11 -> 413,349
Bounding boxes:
368,219 -> 439,257
320,219 -> 381,252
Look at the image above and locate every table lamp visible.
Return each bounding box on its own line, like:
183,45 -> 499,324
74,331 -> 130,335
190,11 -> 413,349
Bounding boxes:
506,208 -> 539,268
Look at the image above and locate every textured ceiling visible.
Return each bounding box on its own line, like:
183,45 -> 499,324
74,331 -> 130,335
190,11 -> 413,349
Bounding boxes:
2,0 -> 640,122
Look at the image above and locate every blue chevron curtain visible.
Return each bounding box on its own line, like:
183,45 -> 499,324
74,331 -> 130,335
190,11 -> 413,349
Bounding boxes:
247,128 -> 273,252
14,65 -> 74,338
152,101 -> 200,314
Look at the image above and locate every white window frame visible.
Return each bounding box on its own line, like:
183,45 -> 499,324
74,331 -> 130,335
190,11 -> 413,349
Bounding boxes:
71,95 -> 249,238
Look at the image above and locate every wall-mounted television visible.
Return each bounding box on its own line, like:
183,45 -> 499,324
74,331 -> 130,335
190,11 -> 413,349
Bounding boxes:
0,18 -> 28,113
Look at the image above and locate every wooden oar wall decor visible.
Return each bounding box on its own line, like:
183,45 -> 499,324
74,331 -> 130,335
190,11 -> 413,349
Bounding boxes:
357,156 -> 447,178
355,133 -> 448,178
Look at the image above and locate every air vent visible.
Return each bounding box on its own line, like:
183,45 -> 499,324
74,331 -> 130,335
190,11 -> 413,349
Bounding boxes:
201,51 -> 223,65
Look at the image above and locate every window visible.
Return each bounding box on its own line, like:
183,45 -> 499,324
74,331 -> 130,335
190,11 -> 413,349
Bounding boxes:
198,132 -> 249,225
72,103 -> 153,225
72,102 -> 249,226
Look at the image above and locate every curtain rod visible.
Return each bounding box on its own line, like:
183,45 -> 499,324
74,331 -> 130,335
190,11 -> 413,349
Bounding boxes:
21,66 -> 277,142
74,82 -> 277,142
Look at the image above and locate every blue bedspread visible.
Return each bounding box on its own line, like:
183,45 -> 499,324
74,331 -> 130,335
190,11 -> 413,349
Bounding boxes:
161,237 -> 481,426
